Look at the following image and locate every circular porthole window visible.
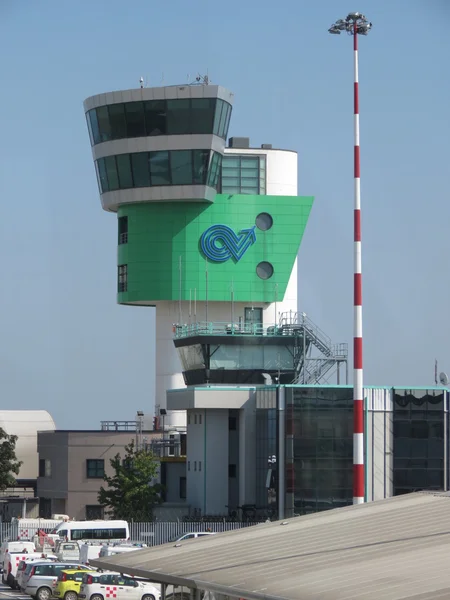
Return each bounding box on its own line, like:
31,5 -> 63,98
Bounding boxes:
256,261 -> 274,280
255,213 -> 273,231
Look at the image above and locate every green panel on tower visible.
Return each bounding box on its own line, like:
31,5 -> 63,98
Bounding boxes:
117,193 -> 313,304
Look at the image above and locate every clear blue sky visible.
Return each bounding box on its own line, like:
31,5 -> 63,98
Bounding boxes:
1,0 -> 449,428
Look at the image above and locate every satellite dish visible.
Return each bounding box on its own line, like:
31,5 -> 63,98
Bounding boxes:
439,372 -> 449,386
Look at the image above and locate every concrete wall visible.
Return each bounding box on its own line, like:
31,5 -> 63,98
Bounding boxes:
186,409 -> 205,513
37,430 -> 157,520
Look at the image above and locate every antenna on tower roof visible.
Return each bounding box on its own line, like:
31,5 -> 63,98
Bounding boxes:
139,77 -> 144,89
195,73 -> 210,85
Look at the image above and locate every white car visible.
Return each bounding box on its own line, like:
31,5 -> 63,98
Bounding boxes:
16,558 -> 56,592
79,572 -> 160,600
172,532 -> 216,543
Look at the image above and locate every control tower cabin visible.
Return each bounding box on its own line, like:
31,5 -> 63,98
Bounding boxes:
83,82 -> 334,429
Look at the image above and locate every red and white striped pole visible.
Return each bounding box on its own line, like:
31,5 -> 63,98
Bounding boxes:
352,23 -> 364,505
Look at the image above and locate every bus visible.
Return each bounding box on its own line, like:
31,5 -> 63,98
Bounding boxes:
54,520 -> 129,542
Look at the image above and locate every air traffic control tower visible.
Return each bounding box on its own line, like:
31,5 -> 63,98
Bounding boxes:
84,80 -> 345,428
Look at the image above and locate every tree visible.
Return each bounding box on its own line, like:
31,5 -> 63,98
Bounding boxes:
0,428 -> 22,490
98,440 -> 163,521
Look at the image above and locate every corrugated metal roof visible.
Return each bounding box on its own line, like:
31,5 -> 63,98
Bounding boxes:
91,492 -> 450,600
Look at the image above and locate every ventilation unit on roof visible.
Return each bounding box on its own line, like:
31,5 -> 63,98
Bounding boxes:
228,137 -> 250,149
261,144 -> 272,149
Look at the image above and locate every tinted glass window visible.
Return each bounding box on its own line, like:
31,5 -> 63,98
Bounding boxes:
223,103 -> 232,138
86,112 -> 94,145
97,106 -> 111,143
88,98 -> 228,145
71,527 -> 127,540
150,151 -> 170,185
88,110 -> 101,145
118,216 -> 128,245
37,565 -> 54,576
213,100 -> 224,136
218,102 -> 229,138
207,152 -> 222,188
125,102 -> 146,138
166,99 -> 190,135
97,159 -> 109,193
116,154 -> 133,189
131,153 -> 150,187
104,156 -> 119,191
171,150 -> 192,185
108,104 -> 127,139
144,100 -> 166,135
95,150 -> 214,190
193,150 -> 210,185
393,388 -> 445,494
191,98 -> 215,134
54,565 -> 77,575
287,387 -> 353,515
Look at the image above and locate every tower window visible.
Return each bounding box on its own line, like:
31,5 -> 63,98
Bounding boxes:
118,264 -> 128,293
118,216 -> 128,244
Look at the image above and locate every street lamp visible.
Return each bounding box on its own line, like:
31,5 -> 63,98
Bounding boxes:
328,12 -> 372,506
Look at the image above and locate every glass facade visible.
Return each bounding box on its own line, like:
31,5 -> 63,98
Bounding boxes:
220,155 -> 266,195
86,98 -> 232,145
289,387 -> 353,514
393,389 -> 446,494
95,150 -> 221,193
255,404 -> 277,510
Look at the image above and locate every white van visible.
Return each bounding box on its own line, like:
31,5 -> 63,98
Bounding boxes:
0,541 -> 35,572
54,520 -> 129,543
3,551 -> 56,588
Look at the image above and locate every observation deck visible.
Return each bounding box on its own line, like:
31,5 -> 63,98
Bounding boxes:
173,312 -> 348,386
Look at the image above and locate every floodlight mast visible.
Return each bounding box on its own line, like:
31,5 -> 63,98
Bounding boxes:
328,12 -> 372,506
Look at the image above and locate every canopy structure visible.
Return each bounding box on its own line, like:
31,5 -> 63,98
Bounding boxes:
91,491 -> 450,600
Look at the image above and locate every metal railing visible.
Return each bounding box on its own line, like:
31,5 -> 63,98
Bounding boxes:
101,421 -> 138,431
173,321 -> 303,340
0,521 -> 255,546
145,438 -> 186,458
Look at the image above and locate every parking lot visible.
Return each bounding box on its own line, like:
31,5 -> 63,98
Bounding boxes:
0,582 -> 29,600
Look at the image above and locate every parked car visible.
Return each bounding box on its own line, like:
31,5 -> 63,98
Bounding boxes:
16,557 -> 56,592
52,567 -> 94,600
172,532 -> 216,543
79,573 -> 160,600
55,542 -> 80,562
22,561 -> 84,600
3,551 -> 56,589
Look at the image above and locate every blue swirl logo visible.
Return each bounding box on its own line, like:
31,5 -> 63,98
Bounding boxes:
200,224 -> 257,263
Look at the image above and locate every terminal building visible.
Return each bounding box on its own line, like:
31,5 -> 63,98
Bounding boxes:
84,80 -> 447,520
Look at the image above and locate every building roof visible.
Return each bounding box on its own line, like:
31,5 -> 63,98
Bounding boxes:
91,492 -> 450,600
